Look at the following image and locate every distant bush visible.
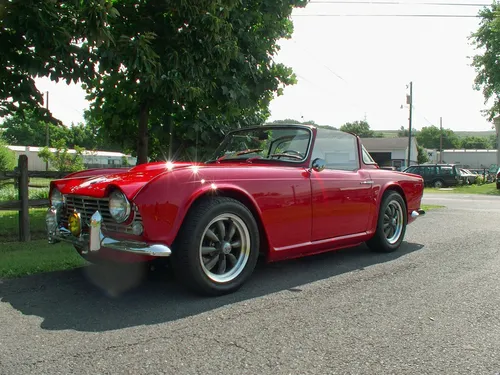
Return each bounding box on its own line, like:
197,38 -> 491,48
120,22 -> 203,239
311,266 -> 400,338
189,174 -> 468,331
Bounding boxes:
0,139 -> 16,171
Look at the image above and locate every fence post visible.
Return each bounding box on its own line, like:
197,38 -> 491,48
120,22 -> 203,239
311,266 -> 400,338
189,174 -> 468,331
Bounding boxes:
18,155 -> 30,242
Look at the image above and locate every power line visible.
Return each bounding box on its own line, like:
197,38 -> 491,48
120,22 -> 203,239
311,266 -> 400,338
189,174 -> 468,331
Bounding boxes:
308,1 -> 490,6
293,13 -> 480,17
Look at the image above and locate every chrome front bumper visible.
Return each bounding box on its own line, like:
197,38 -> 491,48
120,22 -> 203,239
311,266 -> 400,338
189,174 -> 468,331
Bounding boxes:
45,207 -> 172,257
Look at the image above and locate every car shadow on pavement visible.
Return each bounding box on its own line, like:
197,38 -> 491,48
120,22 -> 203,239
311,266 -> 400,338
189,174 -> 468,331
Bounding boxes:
0,241 -> 423,332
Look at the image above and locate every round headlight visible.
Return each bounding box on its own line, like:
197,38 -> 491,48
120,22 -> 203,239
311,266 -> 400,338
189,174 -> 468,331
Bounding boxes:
108,190 -> 131,223
50,188 -> 64,209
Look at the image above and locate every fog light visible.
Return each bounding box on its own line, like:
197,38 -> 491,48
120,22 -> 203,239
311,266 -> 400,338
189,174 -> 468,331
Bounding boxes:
68,212 -> 82,237
132,222 -> 144,236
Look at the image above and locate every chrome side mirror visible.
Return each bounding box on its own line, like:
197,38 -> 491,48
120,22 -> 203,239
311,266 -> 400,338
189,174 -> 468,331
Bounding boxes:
311,158 -> 326,172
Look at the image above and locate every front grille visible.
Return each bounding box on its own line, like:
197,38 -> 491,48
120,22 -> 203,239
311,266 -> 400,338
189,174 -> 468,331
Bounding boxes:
61,195 -> 142,235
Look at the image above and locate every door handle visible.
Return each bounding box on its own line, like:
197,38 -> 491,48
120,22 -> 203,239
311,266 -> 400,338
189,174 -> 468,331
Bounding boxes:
360,180 -> 374,185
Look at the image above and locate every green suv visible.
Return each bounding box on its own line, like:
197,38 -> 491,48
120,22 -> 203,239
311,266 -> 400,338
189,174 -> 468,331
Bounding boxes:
403,164 -> 462,188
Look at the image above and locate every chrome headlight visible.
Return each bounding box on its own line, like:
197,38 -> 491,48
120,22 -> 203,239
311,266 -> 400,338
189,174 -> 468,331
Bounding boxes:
50,188 -> 64,209
108,190 -> 131,223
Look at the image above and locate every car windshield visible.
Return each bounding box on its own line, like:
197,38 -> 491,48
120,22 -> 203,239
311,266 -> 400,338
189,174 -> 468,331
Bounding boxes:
206,126 -> 312,163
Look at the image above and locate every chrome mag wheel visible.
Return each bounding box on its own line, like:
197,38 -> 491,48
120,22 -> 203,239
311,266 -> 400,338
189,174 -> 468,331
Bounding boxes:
199,213 -> 251,283
383,200 -> 404,245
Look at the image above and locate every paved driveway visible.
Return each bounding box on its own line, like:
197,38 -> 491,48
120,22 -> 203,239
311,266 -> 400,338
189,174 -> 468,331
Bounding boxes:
1,193 -> 499,374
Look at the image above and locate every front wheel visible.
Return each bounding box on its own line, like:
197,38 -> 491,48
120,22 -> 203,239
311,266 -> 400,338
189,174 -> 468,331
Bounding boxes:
433,179 -> 444,188
366,191 -> 407,253
172,197 -> 260,296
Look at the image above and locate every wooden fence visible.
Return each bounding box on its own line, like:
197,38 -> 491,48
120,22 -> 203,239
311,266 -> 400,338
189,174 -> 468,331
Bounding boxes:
0,155 -> 69,242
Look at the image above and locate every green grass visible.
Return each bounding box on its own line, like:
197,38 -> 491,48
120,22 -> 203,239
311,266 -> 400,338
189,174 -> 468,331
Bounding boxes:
424,183 -> 500,196
0,185 -> 49,201
0,240 -> 86,278
0,208 -> 48,242
421,204 -> 445,211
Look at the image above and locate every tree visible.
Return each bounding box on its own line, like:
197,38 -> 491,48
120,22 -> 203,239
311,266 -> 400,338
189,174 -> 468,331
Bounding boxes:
470,3 -> 500,121
0,139 -> 16,171
84,0 -> 307,164
416,125 -> 460,149
340,120 -> 376,138
0,110 -> 69,147
459,136 -> 492,149
0,0 -> 118,121
417,145 -> 429,164
38,139 -> 84,172
397,126 -> 410,137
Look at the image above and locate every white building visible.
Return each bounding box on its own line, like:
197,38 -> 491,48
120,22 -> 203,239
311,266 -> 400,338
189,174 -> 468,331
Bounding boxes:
361,137 -> 418,170
439,149 -> 497,169
7,145 -> 136,171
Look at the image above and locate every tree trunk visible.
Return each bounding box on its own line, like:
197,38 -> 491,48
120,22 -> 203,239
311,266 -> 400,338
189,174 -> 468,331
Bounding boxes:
137,101 -> 150,165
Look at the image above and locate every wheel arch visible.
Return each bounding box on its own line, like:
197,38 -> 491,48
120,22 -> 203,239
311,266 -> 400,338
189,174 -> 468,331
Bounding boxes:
178,186 -> 271,258
381,184 -> 408,209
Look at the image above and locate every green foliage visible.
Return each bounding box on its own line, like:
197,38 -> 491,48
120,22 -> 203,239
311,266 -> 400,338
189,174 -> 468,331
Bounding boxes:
1,110 -> 68,146
340,120 -> 376,138
84,0 -> 307,164
459,135 -> 492,149
0,110 -> 115,151
38,139 -> 84,172
470,3 -> 500,121
417,144 -> 429,164
398,126 -> 410,137
0,0 -> 118,121
0,139 -> 16,171
0,185 -> 49,201
416,125 -> 460,149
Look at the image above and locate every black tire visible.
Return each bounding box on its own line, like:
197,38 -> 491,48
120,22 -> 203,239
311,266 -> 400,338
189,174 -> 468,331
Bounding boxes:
497,182 -> 500,190
172,197 -> 260,296
433,179 -> 444,188
366,191 -> 407,253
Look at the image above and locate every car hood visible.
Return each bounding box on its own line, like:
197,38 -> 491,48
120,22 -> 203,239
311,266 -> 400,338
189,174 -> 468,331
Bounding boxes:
56,162 -> 195,199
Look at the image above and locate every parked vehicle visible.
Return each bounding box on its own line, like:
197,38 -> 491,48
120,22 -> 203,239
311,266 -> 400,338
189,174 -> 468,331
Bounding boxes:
45,124 -> 426,296
459,168 -> 477,185
496,167 -> 500,190
402,164 -> 461,188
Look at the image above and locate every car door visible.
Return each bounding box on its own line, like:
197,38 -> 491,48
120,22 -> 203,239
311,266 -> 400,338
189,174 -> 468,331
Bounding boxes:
309,129 -> 374,241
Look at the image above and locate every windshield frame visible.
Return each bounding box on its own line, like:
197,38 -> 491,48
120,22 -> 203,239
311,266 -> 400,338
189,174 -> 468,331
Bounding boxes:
206,125 -> 314,165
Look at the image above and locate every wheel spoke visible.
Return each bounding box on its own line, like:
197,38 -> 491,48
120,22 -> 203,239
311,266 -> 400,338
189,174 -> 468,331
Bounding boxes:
217,255 -> 227,274
230,240 -> 241,248
383,222 -> 391,229
201,246 -> 217,255
227,221 -> 236,241
384,226 -> 391,237
226,253 -> 237,267
384,213 -> 390,222
205,229 -> 220,243
204,254 -> 220,270
216,220 -> 226,241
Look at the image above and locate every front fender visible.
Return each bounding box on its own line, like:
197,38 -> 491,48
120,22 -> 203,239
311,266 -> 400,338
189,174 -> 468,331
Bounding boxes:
132,171 -> 264,247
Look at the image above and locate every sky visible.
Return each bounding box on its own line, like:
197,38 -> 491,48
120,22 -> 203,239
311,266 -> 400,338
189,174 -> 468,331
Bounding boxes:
34,0 -> 495,133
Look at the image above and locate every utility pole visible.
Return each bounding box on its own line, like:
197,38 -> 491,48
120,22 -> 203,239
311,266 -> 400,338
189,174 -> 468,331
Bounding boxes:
45,91 -> 49,171
439,117 -> 443,163
407,82 -> 413,167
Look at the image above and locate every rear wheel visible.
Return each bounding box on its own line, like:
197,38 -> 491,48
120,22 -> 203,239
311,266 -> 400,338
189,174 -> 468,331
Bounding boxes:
172,197 -> 259,296
367,191 -> 407,253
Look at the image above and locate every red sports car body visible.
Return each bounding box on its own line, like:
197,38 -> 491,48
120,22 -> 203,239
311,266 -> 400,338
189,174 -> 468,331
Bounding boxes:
46,125 -> 425,295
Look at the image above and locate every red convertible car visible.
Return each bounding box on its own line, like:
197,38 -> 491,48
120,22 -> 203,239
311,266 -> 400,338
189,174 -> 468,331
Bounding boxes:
46,124 -> 425,295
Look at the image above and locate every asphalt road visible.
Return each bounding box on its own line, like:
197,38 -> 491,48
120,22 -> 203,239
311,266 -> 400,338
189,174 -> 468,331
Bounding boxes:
1,192 -> 500,375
